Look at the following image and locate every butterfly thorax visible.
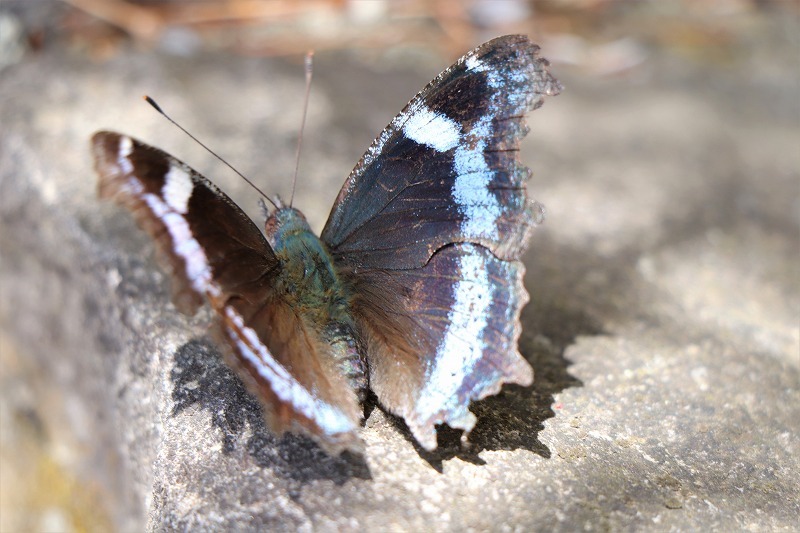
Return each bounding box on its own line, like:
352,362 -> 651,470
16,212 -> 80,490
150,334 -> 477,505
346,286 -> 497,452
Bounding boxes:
265,207 -> 368,397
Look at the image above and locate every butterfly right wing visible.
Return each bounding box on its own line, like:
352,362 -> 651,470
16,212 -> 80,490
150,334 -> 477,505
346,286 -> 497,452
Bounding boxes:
320,36 -> 559,450
92,132 -> 363,454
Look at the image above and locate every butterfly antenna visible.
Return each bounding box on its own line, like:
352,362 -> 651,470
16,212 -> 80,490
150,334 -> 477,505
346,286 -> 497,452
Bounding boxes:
289,51 -> 314,208
144,95 -> 278,209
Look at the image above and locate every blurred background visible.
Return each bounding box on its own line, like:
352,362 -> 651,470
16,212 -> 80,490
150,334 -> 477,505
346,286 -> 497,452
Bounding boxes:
1,1 -> 798,532
2,0 -> 798,68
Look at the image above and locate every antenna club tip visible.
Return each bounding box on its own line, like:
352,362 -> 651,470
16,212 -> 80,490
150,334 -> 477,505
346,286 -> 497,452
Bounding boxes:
144,95 -> 164,114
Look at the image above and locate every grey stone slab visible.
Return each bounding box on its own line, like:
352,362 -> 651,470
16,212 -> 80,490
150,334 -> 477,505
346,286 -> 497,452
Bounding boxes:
1,22 -> 798,533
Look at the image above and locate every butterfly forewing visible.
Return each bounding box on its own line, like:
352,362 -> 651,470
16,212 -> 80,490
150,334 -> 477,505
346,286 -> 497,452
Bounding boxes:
321,35 -> 561,269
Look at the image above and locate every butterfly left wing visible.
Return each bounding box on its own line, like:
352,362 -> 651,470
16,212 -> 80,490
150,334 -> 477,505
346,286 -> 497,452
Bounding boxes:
321,35 -> 561,450
93,132 -> 363,454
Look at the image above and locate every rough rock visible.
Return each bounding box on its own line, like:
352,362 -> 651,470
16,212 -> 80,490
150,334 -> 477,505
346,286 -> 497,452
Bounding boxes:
1,16 -> 798,533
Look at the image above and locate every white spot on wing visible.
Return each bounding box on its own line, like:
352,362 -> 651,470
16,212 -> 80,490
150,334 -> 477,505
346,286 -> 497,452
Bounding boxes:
162,165 -> 194,214
465,54 -> 484,72
453,116 -> 500,239
142,192 -> 217,298
118,136 -> 134,175
402,105 -> 460,152
416,250 -> 491,422
119,135 -> 133,158
164,212 -> 211,289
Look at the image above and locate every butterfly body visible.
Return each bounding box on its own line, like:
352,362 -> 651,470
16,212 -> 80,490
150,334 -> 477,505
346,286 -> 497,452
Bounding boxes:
93,35 -> 561,455
264,206 -> 368,399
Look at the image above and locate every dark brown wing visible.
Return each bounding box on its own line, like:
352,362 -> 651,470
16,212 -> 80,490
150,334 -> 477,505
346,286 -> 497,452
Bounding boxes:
93,132 -> 362,454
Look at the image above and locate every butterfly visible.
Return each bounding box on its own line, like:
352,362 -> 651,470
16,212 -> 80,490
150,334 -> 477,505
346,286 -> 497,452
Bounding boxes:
92,35 -> 561,455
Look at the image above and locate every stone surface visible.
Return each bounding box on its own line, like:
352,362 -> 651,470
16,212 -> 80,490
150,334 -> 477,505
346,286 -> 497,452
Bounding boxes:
1,10 -> 798,533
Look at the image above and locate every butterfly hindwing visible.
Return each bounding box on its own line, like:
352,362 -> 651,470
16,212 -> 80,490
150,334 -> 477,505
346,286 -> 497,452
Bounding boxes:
350,243 -> 531,450
92,132 -> 363,453
322,35 -> 560,449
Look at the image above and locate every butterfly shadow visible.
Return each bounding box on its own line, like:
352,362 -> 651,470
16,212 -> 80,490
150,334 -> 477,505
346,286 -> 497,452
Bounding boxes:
171,339 -> 372,487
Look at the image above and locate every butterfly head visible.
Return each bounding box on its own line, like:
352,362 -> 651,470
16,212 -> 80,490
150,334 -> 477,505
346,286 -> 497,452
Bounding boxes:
264,204 -> 311,249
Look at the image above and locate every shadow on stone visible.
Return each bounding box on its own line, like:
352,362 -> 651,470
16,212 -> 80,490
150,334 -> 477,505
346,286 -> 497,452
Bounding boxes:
171,339 -> 371,485
383,301 -> 595,471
